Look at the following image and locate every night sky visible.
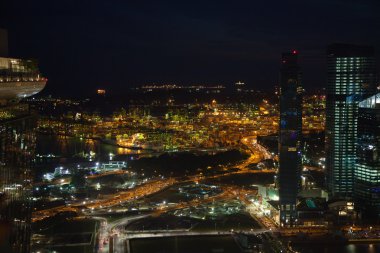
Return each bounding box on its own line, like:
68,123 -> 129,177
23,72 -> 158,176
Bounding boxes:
1,0 -> 380,96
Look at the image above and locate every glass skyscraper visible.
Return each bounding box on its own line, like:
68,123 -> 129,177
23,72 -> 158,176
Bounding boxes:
278,51 -> 302,227
0,29 -> 46,253
0,105 -> 37,253
355,93 -> 380,219
326,44 -> 376,198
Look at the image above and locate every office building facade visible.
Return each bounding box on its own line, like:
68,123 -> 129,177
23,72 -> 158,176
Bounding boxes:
278,51 -> 303,226
0,29 -> 46,252
355,93 -> 380,219
326,44 -> 376,198
0,105 -> 37,253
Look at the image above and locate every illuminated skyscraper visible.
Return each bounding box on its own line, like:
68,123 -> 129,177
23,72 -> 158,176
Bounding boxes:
355,93 -> 380,219
326,44 -> 376,198
0,105 -> 38,253
278,51 -> 302,226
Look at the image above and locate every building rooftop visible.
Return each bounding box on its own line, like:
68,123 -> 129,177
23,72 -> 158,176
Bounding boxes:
0,57 -> 46,103
297,198 -> 326,211
359,93 -> 380,109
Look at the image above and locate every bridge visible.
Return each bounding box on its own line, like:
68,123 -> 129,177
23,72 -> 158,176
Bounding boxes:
124,228 -> 271,239
108,229 -> 272,253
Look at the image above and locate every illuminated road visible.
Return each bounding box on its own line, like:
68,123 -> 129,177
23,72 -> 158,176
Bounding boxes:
31,135 -> 281,252
97,214 -> 150,253
125,229 -> 271,239
32,169 -> 274,223
33,135 -> 276,228
32,178 -> 176,222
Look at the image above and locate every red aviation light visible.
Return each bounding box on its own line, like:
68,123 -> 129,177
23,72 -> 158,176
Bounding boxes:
292,50 -> 298,54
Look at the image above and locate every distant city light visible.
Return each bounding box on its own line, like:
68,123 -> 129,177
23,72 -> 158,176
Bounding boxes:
97,89 -> 106,95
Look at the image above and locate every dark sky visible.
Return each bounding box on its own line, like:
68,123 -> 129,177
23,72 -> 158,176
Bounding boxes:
1,0 -> 379,96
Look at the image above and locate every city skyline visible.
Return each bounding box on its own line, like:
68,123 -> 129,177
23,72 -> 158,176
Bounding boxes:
1,1 -> 380,253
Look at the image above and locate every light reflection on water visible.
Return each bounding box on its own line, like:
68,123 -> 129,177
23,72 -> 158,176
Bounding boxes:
295,244 -> 380,253
35,134 -> 143,178
36,134 -> 141,159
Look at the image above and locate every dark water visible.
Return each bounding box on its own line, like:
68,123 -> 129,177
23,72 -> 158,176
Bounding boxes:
131,238 -> 380,253
34,134 -> 142,178
294,243 -> 380,253
36,134 -> 137,159
130,236 -> 240,253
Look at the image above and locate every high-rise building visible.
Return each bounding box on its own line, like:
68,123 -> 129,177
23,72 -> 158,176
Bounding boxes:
0,29 -> 46,253
326,44 -> 376,198
355,93 -> 380,219
278,50 -> 303,226
0,105 -> 38,253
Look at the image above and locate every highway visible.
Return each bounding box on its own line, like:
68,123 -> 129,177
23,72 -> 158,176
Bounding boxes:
32,178 -> 176,222
124,228 -> 271,239
97,214 -> 150,253
32,136 -> 280,252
